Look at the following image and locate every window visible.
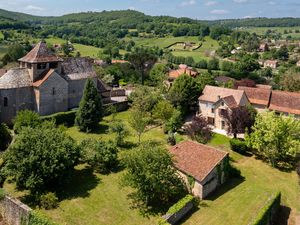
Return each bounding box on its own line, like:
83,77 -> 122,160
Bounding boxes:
3,97 -> 8,107
49,62 -> 58,69
37,63 -> 47,70
52,88 -> 56,95
221,102 -> 225,106
221,121 -> 226,130
27,63 -> 32,69
211,108 -> 215,113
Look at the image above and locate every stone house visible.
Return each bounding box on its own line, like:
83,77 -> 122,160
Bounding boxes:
264,60 -> 279,69
170,140 -> 229,199
198,85 -> 249,132
259,43 -> 269,52
0,42 -> 110,124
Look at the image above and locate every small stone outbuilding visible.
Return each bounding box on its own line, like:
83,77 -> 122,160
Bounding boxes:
170,141 -> 229,199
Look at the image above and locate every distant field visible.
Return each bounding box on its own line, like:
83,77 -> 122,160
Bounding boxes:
240,26 -> 300,38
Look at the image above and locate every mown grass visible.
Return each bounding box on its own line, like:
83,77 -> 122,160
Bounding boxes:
4,111 -> 299,225
241,26 -> 300,39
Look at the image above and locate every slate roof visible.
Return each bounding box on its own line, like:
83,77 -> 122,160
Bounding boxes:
215,76 -> 235,84
170,141 -> 228,183
238,86 -> 271,106
0,68 -> 32,89
199,85 -> 246,105
269,90 -> 300,115
19,42 -> 63,63
62,57 -> 97,81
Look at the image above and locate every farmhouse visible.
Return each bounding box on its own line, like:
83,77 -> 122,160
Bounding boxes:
170,140 -> 229,199
0,41 -> 111,124
264,60 -> 279,69
198,85 -> 249,132
259,43 -> 269,52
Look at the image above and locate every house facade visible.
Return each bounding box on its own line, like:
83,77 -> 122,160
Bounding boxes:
0,42 -> 110,124
264,60 -> 279,69
170,141 -> 229,199
198,85 -> 249,131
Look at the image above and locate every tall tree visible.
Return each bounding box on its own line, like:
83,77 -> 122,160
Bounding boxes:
121,142 -> 186,209
246,112 -> 300,167
0,123 -> 12,151
129,108 -> 149,144
185,116 -> 212,144
75,79 -> 103,132
128,48 -> 157,85
222,105 -> 256,138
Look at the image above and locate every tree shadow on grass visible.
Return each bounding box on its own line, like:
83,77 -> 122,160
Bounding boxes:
55,166 -> 101,201
119,141 -> 139,150
206,176 -> 245,201
89,123 -> 109,135
274,206 -> 291,225
176,205 -> 200,225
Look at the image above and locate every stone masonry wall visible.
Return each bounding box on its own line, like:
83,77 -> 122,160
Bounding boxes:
0,196 -> 31,225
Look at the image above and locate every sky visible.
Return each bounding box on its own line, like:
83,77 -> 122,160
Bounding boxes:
0,0 -> 299,20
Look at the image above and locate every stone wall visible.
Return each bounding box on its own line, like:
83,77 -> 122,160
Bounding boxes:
0,196 -> 31,225
162,201 -> 194,225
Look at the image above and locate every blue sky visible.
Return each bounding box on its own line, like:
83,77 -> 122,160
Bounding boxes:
0,0 -> 299,20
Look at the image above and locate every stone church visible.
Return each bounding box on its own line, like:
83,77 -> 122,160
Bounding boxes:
0,42 -> 110,124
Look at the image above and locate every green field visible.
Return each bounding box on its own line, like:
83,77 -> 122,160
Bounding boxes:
241,26 -> 300,39
0,45 -> 8,58
4,111 -> 299,225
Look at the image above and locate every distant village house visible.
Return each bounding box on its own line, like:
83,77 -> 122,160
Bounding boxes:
264,60 -> 279,69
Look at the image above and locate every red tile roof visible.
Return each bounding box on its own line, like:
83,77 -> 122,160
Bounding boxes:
32,69 -> 55,87
19,42 -> 63,63
238,86 -> 271,106
269,90 -> 300,115
222,95 -> 238,109
169,141 -> 228,182
168,64 -> 198,79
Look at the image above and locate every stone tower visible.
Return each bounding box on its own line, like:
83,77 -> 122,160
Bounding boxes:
18,41 -> 63,82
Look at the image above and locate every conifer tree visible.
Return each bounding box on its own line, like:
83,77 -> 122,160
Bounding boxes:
75,79 -> 103,132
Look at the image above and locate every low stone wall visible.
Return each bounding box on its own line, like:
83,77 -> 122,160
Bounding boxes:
0,196 -> 32,225
162,201 -> 194,225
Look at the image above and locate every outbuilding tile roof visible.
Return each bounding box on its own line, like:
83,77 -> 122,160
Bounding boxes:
32,69 -> 55,87
170,141 -> 228,183
62,57 -> 96,81
19,42 -> 63,63
269,90 -> 300,115
238,86 -> 271,106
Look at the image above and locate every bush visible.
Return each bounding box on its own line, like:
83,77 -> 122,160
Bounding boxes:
251,192 -> 281,225
0,188 -> 6,200
41,111 -> 76,127
230,138 -> 248,154
40,192 -> 58,210
13,110 -> 41,133
0,123 -> 12,151
28,211 -> 58,225
167,131 -> 176,146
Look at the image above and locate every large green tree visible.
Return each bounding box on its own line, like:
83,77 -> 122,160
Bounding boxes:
0,123 -> 12,151
168,74 -> 201,115
2,122 -> 80,194
75,79 -> 103,132
246,112 -> 300,167
121,142 -> 186,209
13,110 -> 41,134
128,48 -> 157,85
129,108 -> 149,144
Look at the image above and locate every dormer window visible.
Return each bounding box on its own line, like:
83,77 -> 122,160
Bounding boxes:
52,88 -> 56,95
221,102 -> 225,106
49,62 -> 58,69
37,63 -> 47,70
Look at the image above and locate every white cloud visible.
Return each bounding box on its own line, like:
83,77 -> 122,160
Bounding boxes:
205,1 -> 217,6
210,9 -> 229,14
233,0 -> 248,3
268,1 -> 276,5
129,6 -> 135,10
25,5 -> 44,11
180,0 -> 196,7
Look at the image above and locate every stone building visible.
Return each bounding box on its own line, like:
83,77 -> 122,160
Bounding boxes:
170,140 -> 229,199
0,42 -> 110,124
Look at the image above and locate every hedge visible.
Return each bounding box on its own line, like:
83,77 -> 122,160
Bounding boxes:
229,138 -> 248,154
41,111 -> 77,127
27,211 -> 58,225
251,192 -> 281,225
166,194 -> 194,215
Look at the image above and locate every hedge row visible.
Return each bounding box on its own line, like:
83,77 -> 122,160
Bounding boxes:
229,138 -> 249,154
167,194 -> 194,215
41,111 -> 77,127
251,192 -> 281,225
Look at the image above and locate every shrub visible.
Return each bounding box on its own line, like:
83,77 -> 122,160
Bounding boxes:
40,192 -> 58,210
167,131 -> 176,146
166,194 -> 195,215
28,211 -> 58,225
41,111 -> 76,127
251,192 -> 281,225
0,123 -> 12,151
13,110 -> 41,133
0,188 -> 6,200
230,138 -> 248,154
